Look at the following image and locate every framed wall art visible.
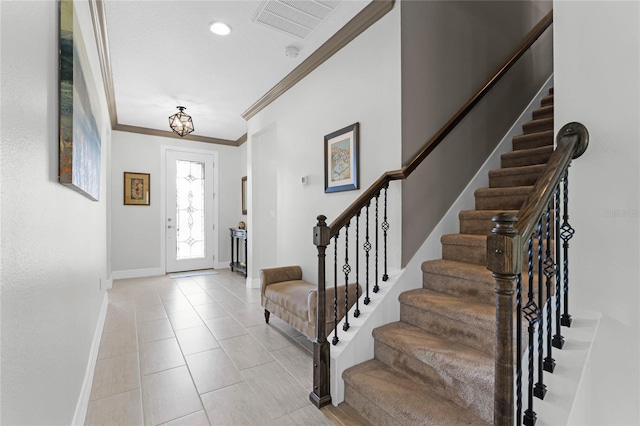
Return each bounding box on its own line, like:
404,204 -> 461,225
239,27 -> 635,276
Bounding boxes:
124,172 -> 150,205
324,122 -> 359,193
59,0 -> 102,201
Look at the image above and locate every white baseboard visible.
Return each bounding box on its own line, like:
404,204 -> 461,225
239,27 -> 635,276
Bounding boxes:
72,293 -> 108,425
111,267 -> 164,280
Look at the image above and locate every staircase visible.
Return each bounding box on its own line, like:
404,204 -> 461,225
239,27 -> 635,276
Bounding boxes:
342,88 -> 555,425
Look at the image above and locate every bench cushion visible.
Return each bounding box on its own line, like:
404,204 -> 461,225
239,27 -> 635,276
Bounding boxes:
264,280 -> 315,321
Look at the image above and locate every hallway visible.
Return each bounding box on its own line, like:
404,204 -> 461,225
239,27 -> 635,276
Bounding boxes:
86,269 -> 334,425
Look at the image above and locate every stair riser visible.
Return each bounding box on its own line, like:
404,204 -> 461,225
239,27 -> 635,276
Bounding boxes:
512,130 -> 553,151
459,217 -> 496,236
532,105 -> 553,120
375,341 -> 493,423
422,270 -> 494,305
400,304 -> 494,355
344,384 -> 396,426
541,94 -> 554,106
523,118 -> 553,134
489,170 -> 541,188
475,193 -> 529,210
441,243 -> 486,267
501,148 -> 553,168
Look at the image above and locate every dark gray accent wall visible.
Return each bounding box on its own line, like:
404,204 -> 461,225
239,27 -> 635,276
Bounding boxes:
400,0 -> 552,266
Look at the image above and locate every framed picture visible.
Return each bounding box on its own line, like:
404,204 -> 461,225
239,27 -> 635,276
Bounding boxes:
241,176 -> 247,215
324,122 -> 359,193
59,0 -> 102,201
124,172 -> 150,205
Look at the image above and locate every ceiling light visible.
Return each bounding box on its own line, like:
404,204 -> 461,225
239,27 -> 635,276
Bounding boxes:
209,21 -> 231,36
168,106 -> 194,137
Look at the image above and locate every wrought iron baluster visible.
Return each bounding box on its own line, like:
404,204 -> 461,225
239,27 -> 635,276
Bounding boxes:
343,222 -> 351,332
552,184 -> 564,349
516,273 -> 523,426
523,236 -> 538,426
543,201 -> 556,372
374,192 -> 380,293
382,184 -> 389,282
332,234 -> 339,345
364,202 -> 371,305
560,169 -> 574,327
354,212 -> 361,317
534,217 -> 547,400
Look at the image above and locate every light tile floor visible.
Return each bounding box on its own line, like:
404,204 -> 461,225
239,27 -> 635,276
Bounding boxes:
85,269 -> 336,426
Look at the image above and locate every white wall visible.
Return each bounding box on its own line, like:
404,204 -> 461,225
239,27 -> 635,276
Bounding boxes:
1,1 -> 110,423
110,131 -> 244,277
246,4 -> 402,285
554,1 -> 640,424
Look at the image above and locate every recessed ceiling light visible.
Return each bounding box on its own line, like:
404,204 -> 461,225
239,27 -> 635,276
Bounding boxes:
209,21 -> 231,36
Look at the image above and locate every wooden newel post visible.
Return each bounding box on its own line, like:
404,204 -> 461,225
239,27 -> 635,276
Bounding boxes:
487,213 -> 522,425
310,215 -> 332,408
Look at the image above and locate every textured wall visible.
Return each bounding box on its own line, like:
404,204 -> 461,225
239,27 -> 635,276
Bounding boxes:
1,1 -> 109,423
400,0 -> 553,265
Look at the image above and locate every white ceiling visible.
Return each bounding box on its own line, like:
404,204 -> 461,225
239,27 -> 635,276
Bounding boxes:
103,0 -> 371,142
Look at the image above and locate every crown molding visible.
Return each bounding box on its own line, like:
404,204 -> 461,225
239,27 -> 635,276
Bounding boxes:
241,0 -> 395,121
89,0 -> 117,129
113,124 -> 239,146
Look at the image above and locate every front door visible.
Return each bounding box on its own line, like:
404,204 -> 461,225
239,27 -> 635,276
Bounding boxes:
165,150 -> 215,273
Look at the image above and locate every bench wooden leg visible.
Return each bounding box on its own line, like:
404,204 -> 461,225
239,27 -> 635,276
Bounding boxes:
264,309 -> 270,324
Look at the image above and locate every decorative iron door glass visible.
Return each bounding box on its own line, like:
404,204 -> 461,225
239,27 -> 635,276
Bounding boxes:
166,151 -> 214,273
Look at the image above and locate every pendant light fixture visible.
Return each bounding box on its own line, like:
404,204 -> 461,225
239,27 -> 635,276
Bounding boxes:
168,106 -> 194,137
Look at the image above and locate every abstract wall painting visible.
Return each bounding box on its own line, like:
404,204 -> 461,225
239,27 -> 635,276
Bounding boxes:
59,0 -> 101,201
324,122 -> 359,193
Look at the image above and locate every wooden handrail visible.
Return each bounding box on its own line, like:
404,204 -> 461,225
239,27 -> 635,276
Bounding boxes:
487,122 -> 589,425
329,10 -> 553,237
515,122 -> 589,242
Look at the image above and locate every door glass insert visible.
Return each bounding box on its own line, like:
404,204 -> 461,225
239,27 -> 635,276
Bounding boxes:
176,160 -> 205,260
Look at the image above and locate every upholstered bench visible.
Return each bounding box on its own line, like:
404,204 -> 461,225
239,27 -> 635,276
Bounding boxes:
261,265 -> 361,340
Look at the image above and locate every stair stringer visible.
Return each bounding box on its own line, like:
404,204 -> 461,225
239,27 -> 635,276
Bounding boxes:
329,75 -> 555,405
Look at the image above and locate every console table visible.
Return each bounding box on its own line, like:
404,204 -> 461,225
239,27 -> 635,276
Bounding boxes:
229,228 -> 247,277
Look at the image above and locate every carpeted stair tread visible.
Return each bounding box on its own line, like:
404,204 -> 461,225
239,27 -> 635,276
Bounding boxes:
399,289 -> 495,332
512,129 -> 553,151
488,163 -> 545,188
343,359 -> 489,426
532,104 -> 554,120
438,236 -> 488,267
522,116 -> 553,134
501,145 -> 553,168
541,94 -> 554,106
373,322 -> 493,386
373,322 -> 494,422
459,209 -> 518,235
474,185 -> 533,210
422,259 -> 494,304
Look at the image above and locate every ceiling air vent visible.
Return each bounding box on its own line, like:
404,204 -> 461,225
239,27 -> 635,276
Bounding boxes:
253,0 -> 341,39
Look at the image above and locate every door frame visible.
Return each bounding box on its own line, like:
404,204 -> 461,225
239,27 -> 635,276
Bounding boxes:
160,146 -> 219,274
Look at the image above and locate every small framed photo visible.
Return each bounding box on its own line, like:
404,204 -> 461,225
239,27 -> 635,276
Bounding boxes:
324,122 -> 359,193
124,172 -> 150,205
